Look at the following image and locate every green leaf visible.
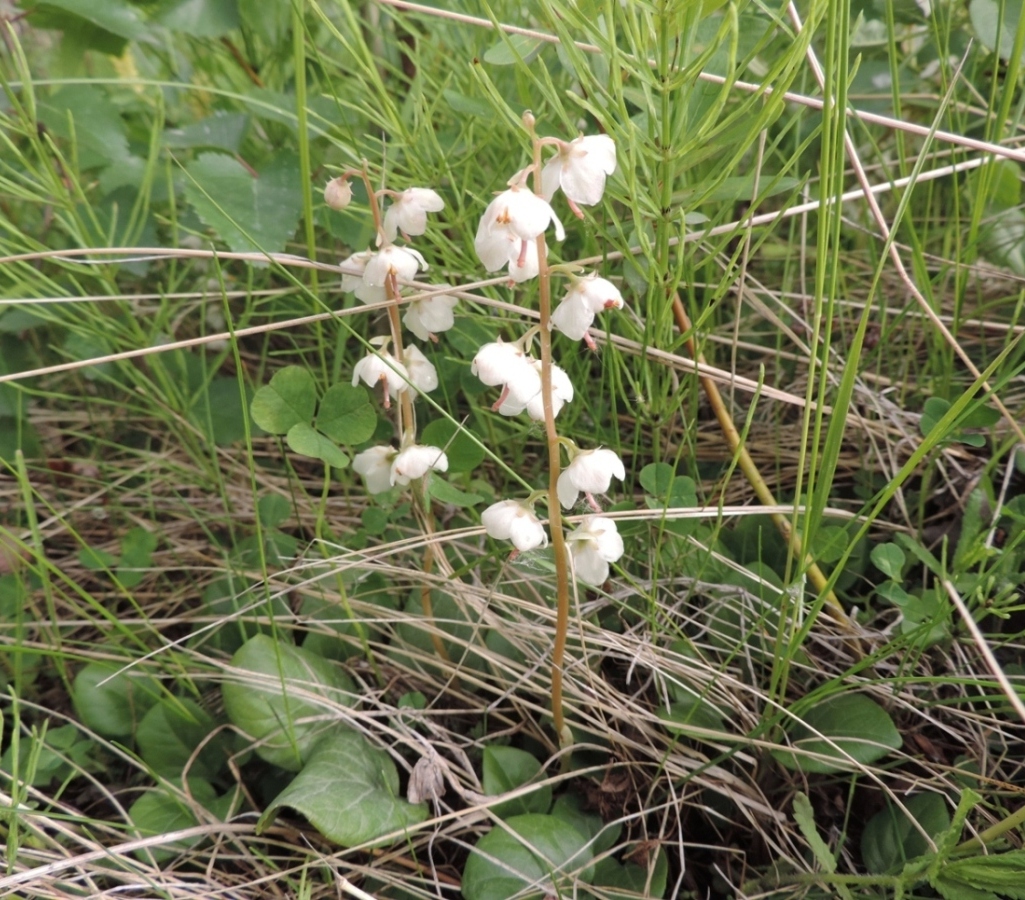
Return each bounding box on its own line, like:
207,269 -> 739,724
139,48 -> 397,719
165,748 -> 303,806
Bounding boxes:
427,477 -> 484,508
79,546 -> 118,572
128,778 -> 222,863
812,525 -> 848,565
156,0 -> 240,37
420,419 -> 485,473
118,526 -> 158,589
934,850 -> 1025,900
258,494 -> 292,530
658,698 -> 726,737
483,34 -> 543,65
463,813 -> 596,900
793,792 -> 841,877
971,0 -> 1025,62
0,724 -> 93,787
250,366 -> 317,435
592,848 -> 669,900
136,697 -> 225,781
639,463 -> 674,498
315,383 -> 376,445
38,85 -> 130,170
774,693 -> 902,774
482,746 -> 552,818
189,377 -> 254,446
33,0 -> 149,40
164,112 -> 249,152
862,793 -> 951,875
221,634 -> 355,771
550,793 -> 621,855
184,151 -> 303,253
238,0 -> 289,43
71,661 -> 163,739
257,729 -> 428,846
871,542 -> 906,580
286,423 -> 350,469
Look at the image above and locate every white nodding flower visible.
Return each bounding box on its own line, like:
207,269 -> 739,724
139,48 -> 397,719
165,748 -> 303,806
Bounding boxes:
324,176 -> 352,210
557,448 -> 625,510
403,293 -> 458,341
403,344 -> 438,393
353,446 -> 397,494
497,360 -> 573,421
390,444 -> 448,485
383,188 -> 445,242
352,346 -> 409,408
471,340 -> 533,387
474,177 -> 564,278
566,515 -> 624,586
363,245 -> 428,289
340,250 -> 373,294
551,274 -> 625,341
481,500 -> 548,552
541,134 -> 617,212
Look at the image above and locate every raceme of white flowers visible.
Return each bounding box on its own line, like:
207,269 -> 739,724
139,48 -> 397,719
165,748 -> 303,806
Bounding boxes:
329,131 -> 626,587
472,132 -> 625,586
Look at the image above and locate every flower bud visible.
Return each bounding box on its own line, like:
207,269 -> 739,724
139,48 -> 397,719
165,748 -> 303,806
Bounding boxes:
324,177 -> 352,210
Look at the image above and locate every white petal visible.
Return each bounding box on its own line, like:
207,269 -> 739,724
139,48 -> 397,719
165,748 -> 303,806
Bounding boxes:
403,345 -> 438,393
577,275 -> 625,313
572,544 -> 609,585
475,223 -> 517,271
557,470 -> 580,510
541,156 -> 562,201
390,444 -> 448,485
353,446 -> 396,494
507,239 -> 539,282
568,449 -> 625,495
551,294 -> 595,340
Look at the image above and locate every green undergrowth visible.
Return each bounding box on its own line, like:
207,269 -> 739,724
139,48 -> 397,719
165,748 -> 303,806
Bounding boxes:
1,0 -> 1025,898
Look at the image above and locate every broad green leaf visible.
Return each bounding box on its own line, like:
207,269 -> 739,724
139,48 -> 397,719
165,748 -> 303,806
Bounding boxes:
420,419 -> 485,473
221,634 -> 355,771
38,85 -> 130,170
250,366 -> 317,435
774,693 -> 902,774
33,0 -> 149,40
71,661 -> 162,739
286,423 -> 350,469
118,526 -> 158,589
184,151 -> 302,253
639,463 -> 674,499
257,494 -> 292,530
483,34 -> 543,65
189,377 -> 254,446
156,0 -> 240,37
811,525 -> 848,565
164,112 -> 249,152
862,793 -> 951,874
315,383 -> 376,445
128,778 -> 224,863
79,546 -> 118,572
871,542 -> 905,580
427,477 -> 484,508
463,813 -> 596,900
592,849 -> 669,900
658,698 -> 726,737
971,0 -> 1025,61
136,697 -> 225,781
482,746 -> 551,818
257,730 -> 428,846
550,793 -> 620,855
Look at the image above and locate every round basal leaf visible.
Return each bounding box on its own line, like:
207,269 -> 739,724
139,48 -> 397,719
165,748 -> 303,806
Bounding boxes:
971,0 -> 1025,61
550,793 -> 621,856
257,729 -> 428,847
420,419 -> 485,473
482,746 -> 552,818
71,661 -> 163,740
639,462 -> 674,499
811,524 -> 848,565
861,793 -> 951,874
463,813 -> 596,900
250,366 -> 317,435
257,493 -> 292,530
919,396 -> 950,437
286,423 -> 349,468
314,383 -> 376,446
774,693 -> 902,774
184,150 -> 302,254
871,542 -> 906,580
427,477 -> 484,508
157,0 -> 240,37
189,376 -> 253,446
592,847 -> 670,900
221,634 -> 355,771
658,698 -> 726,737
136,697 -> 225,781
128,777 -> 220,863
